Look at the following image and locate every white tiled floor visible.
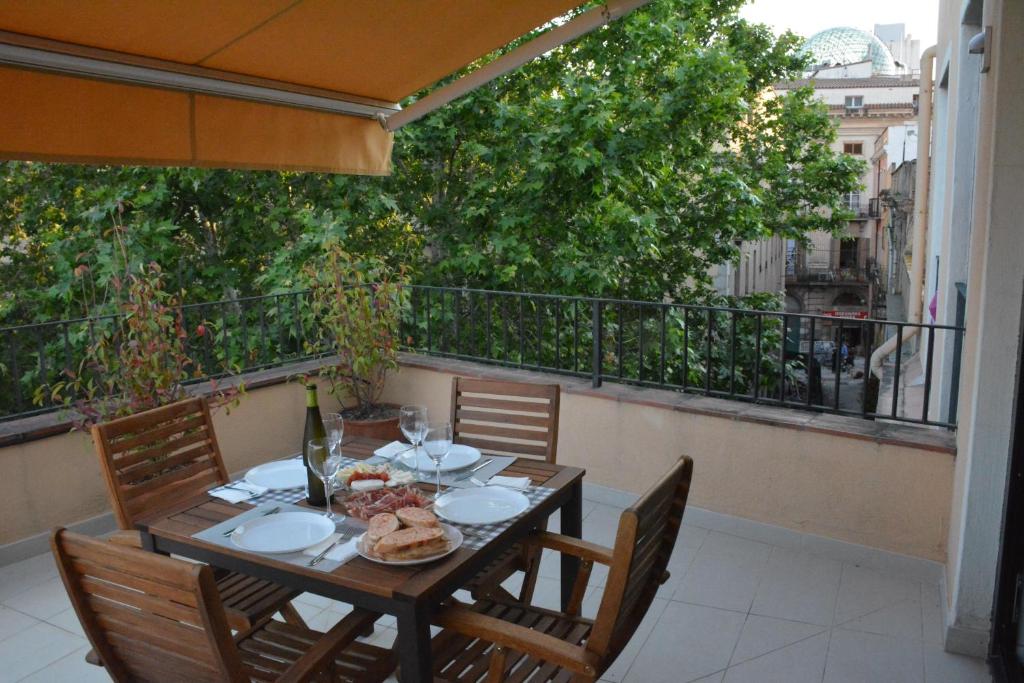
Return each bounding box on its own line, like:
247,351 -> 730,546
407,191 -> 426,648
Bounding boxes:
0,495 -> 992,682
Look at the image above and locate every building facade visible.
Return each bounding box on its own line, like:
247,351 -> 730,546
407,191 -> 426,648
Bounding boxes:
777,68 -> 918,348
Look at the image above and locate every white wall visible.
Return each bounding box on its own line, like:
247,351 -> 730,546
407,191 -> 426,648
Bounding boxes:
944,0 -> 1024,657
814,85 -> 920,106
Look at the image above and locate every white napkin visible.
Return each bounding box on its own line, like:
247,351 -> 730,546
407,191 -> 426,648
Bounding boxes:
208,482 -> 268,504
301,533 -> 360,564
373,440 -> 412,460
486,475 -> 531,490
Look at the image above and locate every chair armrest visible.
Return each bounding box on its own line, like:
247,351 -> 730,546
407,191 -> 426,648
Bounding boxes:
434,605 -> 601,677
276,609 -> 379,683
106,530 -> 143,548
521,531 -> 614,566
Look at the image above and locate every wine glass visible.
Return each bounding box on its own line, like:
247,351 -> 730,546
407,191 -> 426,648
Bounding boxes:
422,422 -> 452,500
399,405 -> 427,470
307,437 -> 344,520
322,413 -> 344,457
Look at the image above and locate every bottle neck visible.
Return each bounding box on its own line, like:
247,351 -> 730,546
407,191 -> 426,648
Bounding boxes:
305,385 -> 319,409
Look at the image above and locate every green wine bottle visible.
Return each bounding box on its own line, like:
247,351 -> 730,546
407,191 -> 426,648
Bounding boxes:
302,384 -> 327,506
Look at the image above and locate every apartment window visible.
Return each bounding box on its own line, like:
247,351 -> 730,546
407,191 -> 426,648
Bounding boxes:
839,240 -> 859,268
845,191 -> 861,211
843,142 -> 864,155
845,95 -> 864,110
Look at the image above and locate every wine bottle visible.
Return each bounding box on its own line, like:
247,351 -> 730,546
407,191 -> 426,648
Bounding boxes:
302,384 -> 327,506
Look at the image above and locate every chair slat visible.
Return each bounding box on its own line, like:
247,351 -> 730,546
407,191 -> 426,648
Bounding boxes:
116,438 -> 214,484
456,395 -> 552,414
454,421 -> 549,443
456,435 -> 550,458
455,377 -> 558,398
456,409 -> 552,428
113,427 -> 211,471
107,412 -> 207,454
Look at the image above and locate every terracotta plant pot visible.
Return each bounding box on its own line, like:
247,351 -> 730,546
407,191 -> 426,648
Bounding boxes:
341,404 -> 402,442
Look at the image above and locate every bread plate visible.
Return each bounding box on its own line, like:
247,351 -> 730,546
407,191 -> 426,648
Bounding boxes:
355,523 -> 463,566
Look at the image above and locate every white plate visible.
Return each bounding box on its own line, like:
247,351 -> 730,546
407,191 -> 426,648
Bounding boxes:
356,523 -> 463,566
410,444 -> 481,473
229,511 -> 334,554
433,486 -> 530,525
245,459 -> 307,490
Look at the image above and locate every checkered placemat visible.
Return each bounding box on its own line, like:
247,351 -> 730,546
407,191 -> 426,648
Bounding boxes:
450,485 -> 556,551
211,456 -> 556,552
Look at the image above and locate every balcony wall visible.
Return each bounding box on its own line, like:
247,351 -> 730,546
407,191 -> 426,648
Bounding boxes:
0,355 -> 956,563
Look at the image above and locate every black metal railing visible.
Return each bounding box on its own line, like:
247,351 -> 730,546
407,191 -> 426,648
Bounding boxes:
0,286 -> 965,428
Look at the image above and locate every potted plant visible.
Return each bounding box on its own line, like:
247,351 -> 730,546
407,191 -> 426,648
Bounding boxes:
38,261 -> 242,430
303,240 -> 409,440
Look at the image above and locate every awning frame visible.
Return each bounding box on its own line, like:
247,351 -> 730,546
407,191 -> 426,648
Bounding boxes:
381,0 -> 651,131
0,29 -> 399,120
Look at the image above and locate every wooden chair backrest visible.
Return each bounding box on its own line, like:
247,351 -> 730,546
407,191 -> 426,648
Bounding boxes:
91,397 -> 229,529
51,528 -> 247,682
449,377 -> 560,463
588,456 -> 693,663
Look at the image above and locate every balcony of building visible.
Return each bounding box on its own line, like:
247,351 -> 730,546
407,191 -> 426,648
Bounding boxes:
0,286 -> 980,680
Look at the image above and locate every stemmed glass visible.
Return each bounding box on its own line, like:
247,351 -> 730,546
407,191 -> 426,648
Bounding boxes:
399,405 -> 428,471
307,437 -> 344,520
323,413 -> 345,459
422,422 -> 452,500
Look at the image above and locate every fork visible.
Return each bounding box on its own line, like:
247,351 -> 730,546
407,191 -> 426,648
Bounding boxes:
308,530 -> 354,566
222,506 -> 280,536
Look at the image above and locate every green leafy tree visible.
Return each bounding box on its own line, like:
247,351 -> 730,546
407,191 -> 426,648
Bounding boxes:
389,0 -> 863,300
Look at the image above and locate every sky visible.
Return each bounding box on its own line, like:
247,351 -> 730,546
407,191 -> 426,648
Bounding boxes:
737,0 -> 939,47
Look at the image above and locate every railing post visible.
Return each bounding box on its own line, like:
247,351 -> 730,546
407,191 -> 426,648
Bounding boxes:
591,300 -> 603,388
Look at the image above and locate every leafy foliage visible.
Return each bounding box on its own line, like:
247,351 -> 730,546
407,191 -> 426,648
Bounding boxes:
304,242 -> 410,416
35,261 -> 242,429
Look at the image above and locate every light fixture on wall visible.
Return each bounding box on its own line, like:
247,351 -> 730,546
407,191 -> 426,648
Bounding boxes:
968,27 -> 992,73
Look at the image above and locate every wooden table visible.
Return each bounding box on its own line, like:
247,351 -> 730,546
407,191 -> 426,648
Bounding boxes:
137,435 -> 585,683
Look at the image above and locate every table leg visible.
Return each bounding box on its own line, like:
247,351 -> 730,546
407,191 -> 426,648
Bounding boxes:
560,479 -> 583,610
396,601 -> 433,683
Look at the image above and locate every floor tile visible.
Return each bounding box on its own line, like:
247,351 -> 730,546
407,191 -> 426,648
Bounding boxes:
920,581 -> 946,647
0,557 -> 59,606
0,607 -> 38,643
688,673 -> 725,683
0,621 -> 85,682
45,608 -> 86,638
306,608 -> 347,632
673,531 -> 772,613
730,614 -> 826,665
584,503 -> 624,548
625,601 -> 745,683
294,592 -> 336,610
18,645 -> 111,682
723,631 -> 829,683
658,525 -> 709,599
922,645 -> 992,682
751,549 -> 842,626
1,577 -> 71,620
600,598 -> 669,682
290,600 -> 325,624
837,599 -> 922,642
833,564 -> 920,624
824,629 -> 924,683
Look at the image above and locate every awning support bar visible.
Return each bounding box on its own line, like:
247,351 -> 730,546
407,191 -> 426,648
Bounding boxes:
0,34 -> 399,120
381,0 -> 651,132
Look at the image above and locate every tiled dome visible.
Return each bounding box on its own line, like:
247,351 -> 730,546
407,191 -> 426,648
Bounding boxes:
802,27 -> 898,76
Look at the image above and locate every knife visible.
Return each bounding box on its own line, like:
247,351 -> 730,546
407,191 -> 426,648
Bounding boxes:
454,458 -> 495,482
222,506 -> 280,536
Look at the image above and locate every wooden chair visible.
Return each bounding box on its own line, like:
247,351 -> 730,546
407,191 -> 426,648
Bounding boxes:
450,377 -> 560,602
450,377 -> 560,464
51,528 -> 395,683
91,397 -> 305,632
430,456 -> 694,683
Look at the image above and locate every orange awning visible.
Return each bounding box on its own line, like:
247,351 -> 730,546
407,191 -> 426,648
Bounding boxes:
0,0 -> 587,174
